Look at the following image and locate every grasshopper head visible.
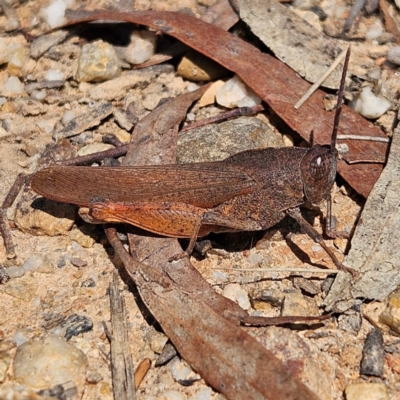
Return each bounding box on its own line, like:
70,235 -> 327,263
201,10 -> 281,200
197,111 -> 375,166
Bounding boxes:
300,145 -> 338,205
299,46 -> 350,206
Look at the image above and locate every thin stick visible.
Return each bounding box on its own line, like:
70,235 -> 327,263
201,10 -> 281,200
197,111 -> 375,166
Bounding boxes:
331,46 -> 351,149
294,47 -> 349,110
337,134 -> 389,143
108,271 -> 136,400
61,144 -> 129,166
180,104 -> 265,133
212,267 -> 339,274
346,158 -> 386,164
0,173 -> 27,259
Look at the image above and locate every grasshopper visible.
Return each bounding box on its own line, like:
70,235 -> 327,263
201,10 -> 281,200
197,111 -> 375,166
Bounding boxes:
32,48 -> 355,275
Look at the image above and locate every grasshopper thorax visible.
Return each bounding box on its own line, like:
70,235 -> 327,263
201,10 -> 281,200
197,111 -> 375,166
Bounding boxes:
300,145 -> 338,205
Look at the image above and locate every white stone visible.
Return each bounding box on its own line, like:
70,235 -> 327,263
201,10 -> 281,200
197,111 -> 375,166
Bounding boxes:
44,68 -> 65,81
171,357 -> 193,381
32,90 -> 46,100
0,37 -> 26,65
12,331 -> 28,346
22,254 -> 46,272
62,110 -> 76,125
387,46 -> 400,65
158,390 -> 187,400
124,31 -> 157,65
216,75 -> 261,108
77,143 -> 114,156
350,86 -> 391,119
247,251 -> 263,266
13,336 -> 88,394
222,283 -> 241,302
41,0 -> 75,29
365,20 -> 384,40
192,387 -> 213,400
187,82 -> 200,92
5,266 -> 25,279
235,288 -> 252,310
4,76 -> 24,95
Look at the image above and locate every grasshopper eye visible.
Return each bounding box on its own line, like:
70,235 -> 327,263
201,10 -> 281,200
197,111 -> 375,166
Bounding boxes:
309,154 -> 329,180
300,145 -> 337,204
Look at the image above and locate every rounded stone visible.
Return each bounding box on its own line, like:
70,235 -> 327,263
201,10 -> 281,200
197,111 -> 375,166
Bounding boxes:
13,336 -> 88,394
76,40 -> 121,83
387,46 -> 400,65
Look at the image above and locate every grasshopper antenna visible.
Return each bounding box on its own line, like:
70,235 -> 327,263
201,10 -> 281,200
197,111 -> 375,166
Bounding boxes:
331,46 -> 351,150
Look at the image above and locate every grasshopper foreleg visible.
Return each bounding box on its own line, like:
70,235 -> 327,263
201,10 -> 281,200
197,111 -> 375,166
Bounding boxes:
286,207 -> 357,276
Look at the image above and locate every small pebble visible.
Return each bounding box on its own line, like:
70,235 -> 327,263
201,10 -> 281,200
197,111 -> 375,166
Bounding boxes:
194,386 -> 213,400
0,37 -> 27,65
81,278 -> 96,288
22,254 -> 46,272
124,30 -> 157,65
379,290 -> 400,334
235,289 -> 252,310
41,0 -> 75,29
170,357 -> 200,385
198,80 -> 224,107
62,110 -> 76,125
345,382 -> 389,400
12,331 -> 28,346
32,90 -> 46,100
6,265 -> 25,279
13,335 -> 88,393
282,291 -> 320,316
158,390 -> 187,400
57,257 -> 67,268
360,328 -> 385,377
170,357 -> 192,382
4,76 -> 24,95
247,251 -> 263,266
216,75 -> 262,108
350,86 -> 391,119
178,50 -> 227,82
387,46 -> 400,65
293,277 -> 320,296
71,241 -> 84,252
77,143 -> 114,156
61,314 -> 93,340
37,381 -> 77,399
148,329 -> 169,354
222,283 -> 241,302
337,308 -> 363,334
365,20 -> 384,40
86,370 -> 103,384
155,343 -> 177,367
44,68 -> 65,81
222,283 -> 251,310
253,288 -> 284,307
76,40 -> 121,83
4,277 -> 38,302
69,257 -> 88,268
7,47 -> 31,76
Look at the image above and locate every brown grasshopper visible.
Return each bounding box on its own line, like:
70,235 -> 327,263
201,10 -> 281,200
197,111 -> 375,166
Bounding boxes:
31,48 -> 355,275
